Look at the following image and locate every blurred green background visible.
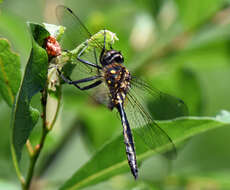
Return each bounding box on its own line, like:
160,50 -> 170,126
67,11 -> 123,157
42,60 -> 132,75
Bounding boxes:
1,0 -> 230,189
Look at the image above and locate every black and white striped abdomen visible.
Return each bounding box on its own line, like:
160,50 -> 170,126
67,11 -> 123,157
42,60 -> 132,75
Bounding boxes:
116,93 -> 138,179
123,121 -> 138,179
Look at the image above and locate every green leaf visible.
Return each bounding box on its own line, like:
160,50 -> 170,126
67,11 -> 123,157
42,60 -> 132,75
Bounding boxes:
0,38 -> 21,107
29,22 -> 50,47
60,111 -> 230,190
43,23 -> 66,41
11,22 -> 49,163
175,0 -> 224,29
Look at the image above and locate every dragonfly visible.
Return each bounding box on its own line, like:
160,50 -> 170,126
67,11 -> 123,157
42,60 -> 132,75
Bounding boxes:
56,5 -> 188,179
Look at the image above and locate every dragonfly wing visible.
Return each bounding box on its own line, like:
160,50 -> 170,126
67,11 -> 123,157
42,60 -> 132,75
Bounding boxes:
56,5 -> 92,49
123,76 -> 189,156
56,6 -> 103,77
125,91 -> 177,157
130,76 -> 189,120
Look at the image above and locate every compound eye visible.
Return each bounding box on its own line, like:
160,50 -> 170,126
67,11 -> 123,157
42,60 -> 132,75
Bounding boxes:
115,55 -> 124,63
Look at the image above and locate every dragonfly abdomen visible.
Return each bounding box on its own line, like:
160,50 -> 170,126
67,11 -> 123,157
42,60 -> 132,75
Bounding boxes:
117,97 -> 138,179
123,123 -> 138,179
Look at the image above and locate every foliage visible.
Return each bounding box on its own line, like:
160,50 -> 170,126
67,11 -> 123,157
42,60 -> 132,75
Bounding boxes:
60,113 -> 230,190
0,38 -> 21,107
11,23 -> 49,164
0,0 -> 230,190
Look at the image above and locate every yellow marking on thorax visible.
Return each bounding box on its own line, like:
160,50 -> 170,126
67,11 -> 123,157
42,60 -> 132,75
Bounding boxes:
110,70 -> 116,74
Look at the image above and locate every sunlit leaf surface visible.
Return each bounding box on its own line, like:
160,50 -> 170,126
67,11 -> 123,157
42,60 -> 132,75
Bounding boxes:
11,23 -> 49,162
60,112 -> 230,190
0,38 -> 21,107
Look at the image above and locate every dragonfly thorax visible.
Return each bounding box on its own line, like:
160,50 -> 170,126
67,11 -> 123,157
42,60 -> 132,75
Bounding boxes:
103,63 -> 131,108
100,50 -> 124,66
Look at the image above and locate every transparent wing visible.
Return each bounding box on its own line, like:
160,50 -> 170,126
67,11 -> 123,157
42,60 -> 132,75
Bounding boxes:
89,81 -> 111,106
56,5 -> 103,50
125,92 -> 177,157
61,59 -> 111,107
124,77 -> 189,156
130,76 -> 189,120
56,5 -> 104,78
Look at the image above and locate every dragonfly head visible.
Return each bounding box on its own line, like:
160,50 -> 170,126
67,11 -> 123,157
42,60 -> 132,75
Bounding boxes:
100,50 -> 124,66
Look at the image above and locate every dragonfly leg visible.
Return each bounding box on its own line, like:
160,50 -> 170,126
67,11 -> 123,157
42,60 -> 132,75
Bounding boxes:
78,80 -> 102,90
57,69 -> 102,90
77,44 -> 102,70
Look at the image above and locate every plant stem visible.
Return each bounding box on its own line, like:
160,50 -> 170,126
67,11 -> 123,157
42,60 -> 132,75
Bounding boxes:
23,88 -> 49,190
26,140 -> 34,157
